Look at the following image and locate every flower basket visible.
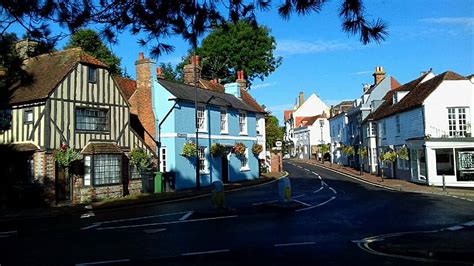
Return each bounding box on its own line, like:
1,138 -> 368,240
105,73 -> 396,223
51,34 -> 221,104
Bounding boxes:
233,142 -> 247,158
397,146 -> 409,160
211,143 -> 225,157
181,142 -> 197,158
251,143 -> 263,156
130,148 -> 153,173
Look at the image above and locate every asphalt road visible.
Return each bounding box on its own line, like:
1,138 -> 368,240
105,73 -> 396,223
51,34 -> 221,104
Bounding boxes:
1,160 -> 473,266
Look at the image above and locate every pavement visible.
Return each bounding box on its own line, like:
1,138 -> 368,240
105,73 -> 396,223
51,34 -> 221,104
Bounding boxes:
297,158 -> 474,201
290,159 -> 474,264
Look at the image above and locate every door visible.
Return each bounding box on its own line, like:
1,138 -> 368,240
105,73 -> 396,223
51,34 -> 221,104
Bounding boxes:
221,156 -> 229,183
55,164 -> 70,202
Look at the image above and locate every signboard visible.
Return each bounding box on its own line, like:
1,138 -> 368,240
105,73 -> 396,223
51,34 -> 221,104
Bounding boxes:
459,152 -> 474,170
275,141 -> 282,147
177,133 -> 187,138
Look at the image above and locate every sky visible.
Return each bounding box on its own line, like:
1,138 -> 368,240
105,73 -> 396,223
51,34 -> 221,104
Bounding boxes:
9,0 -> 474,125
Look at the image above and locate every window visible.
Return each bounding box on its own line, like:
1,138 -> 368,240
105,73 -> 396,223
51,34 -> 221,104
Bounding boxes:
371,122 -> 376,136
397,149 -> 409,170
256,118 -> 262,135
396,115 -> 400,135
239,111 -> 247,134
88,66 -> 97,83
196,105 -> 206,131
371,148 -> 377,166
0,108 -> 12,130
240,148 -> 249,170
160,147 -> 167,172
93,154 -> 121,185
130,165 -> 140,180
435,149 -> 454,175
198,147 -> 207,173
24,110 -> 33,124
379,121 -> 386,138
75,108 -> 108,132
26,155 -> 34,183
220,109 -> 228,133
84,156 -> 91,185
448,107 -> 468,137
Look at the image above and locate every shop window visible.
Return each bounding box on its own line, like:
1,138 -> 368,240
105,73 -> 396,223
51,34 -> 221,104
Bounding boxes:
435,149 -> 454,175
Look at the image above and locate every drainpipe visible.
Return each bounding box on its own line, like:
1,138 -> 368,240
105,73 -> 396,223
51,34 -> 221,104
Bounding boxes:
156,99 -> 178,173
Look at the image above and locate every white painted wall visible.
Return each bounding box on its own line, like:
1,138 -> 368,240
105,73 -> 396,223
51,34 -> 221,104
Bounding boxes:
378,107 -> 425,147
293,93 -> 329,121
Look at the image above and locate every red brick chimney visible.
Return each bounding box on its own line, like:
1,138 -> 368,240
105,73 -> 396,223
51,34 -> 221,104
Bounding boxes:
298,92 -> 305,107
236,70 -> 247,91
156,67 -> 165,79
135,52 -> 156,150
373,66 -> 386,85
183,55 -> 202,86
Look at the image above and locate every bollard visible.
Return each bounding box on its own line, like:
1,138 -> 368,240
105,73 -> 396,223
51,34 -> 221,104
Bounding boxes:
277,176 -> 291,202
442,174 -> 446,192
211,180 -> 225,210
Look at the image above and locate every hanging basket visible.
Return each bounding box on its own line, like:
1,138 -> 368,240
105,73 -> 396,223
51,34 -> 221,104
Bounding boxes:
211,143 -> 225,157
181,142 -> 197,158
252,143 -> 263,156
233,142 -> 247,158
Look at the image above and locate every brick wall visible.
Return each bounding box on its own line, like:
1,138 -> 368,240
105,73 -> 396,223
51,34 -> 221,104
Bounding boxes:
135,53 -> 156,151
271,153 -> 282,173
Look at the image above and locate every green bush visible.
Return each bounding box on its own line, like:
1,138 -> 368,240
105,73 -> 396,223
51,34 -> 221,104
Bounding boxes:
181,142 -> 197,158
130,148 -> 153,173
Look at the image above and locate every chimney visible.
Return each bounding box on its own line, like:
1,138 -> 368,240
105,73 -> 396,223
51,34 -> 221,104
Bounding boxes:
183,55 -> 202,86
373,66 -> 386,85
224,82 -> 241,98
135,52 -> 156,150
363,83 -> 370,93
156,67 -> 165,79
298,92 -> 305,107
236,70 -> 247,91
15,39 -> 39,60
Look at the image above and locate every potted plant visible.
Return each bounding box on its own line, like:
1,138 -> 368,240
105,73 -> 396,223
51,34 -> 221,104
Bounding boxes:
233,142 -> 247,158
53,144 -> 81,201
380,149 -> 397,182
320,144 -> 330,164
358,146 -> 368,174
211,143 -> 225,157
252,143 -> 263,157
397,146 -> 409,161
181,142 -> 197,158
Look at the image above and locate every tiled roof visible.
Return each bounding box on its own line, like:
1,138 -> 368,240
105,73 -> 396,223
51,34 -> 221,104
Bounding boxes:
367,71 -> 466,121
81,142 -> 124,154
284,110 -> 293,121
9,48 -> 108,105
299,115 -> 323,127
114,76 -> 136,100
365,76 -> 401,94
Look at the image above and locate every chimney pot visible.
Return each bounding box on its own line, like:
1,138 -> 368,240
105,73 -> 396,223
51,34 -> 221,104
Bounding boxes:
195,55 -> 200,66
138,52 -> 144,60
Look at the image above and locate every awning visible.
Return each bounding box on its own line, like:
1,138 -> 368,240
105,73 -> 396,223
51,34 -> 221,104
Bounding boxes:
81,142 -> 124,155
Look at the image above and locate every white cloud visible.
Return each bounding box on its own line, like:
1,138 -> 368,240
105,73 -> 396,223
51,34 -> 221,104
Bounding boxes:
349,70 -> 372,76
250,82 -> 277,90
276,40 -> 359,56
420,17 -> 474,27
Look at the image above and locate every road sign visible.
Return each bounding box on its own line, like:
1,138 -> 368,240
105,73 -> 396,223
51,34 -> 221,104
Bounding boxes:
275,141 -> 282,147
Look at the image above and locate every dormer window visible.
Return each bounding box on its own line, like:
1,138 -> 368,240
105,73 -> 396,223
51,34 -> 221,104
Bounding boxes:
88,66 -> 97,83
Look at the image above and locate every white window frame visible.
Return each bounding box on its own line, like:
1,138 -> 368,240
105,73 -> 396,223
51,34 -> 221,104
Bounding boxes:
240,148 -> 250,171
370,122 -> 376,136
220,108 -> 228,134
24,109 -> 34,124
256,117 -> 262,136
198,146 -> 209,174
448,107 -> 469,137
396,115 -> 401,135
239,111 -> 247,135
84,155 -> 91,186
196,105 -> 207,132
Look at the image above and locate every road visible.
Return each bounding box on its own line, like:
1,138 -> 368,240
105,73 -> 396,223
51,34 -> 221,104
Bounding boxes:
1,160 -> 473,265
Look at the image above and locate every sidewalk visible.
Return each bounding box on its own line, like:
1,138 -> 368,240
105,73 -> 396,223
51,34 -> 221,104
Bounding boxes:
0,173 -> 283,221
295,158 -> 474,201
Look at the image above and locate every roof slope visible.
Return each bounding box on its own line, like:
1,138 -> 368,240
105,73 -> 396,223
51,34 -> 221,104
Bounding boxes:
284,110 -> 293,121
368,71 -> 466,121
158,79 -> 259,112
114,76 -> 137,100
9,48 -> 108,105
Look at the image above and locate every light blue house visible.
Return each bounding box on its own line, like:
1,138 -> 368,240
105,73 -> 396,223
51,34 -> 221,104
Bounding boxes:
151,76 -> 262,190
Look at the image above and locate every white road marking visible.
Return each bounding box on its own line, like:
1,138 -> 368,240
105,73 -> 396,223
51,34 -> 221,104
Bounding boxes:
76,259 -> 130,265
96,211 -> 190,225
84,205 -> 93,210
293,199 -> 312,207
274,242 -> 315,247
80,211 -> 95,219
81,223 -> 102,230
304,168 -> 310,172
445,225 -> 464,231
317,175 -> 322,180
182,249 -> 230,256
97,215 -> 239,230
311,171 -> 319,176
292,194 -> 305,199
296,196 -> 336,212
179,211 -> 194,221
0,230 -> 17,235
329,187 -> 337,194
143,228 -> 167,234
252,199 -> 278,206
321,181 -> 327,186
463,220 -> 474,226
313,187 -> 324,194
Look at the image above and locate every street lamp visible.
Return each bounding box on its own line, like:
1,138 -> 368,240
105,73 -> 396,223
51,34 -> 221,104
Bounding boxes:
319,119 -> 324,162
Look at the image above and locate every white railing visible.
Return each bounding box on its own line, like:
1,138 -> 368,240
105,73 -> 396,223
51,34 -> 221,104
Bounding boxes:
428,126 -> 470,138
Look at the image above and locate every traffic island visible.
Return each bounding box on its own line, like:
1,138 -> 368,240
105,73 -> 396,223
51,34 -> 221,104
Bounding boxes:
367,230 -> 474,263
259,200 -> 304,212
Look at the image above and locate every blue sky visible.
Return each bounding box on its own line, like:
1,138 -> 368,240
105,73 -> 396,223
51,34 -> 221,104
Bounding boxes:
10,1 -> 474,124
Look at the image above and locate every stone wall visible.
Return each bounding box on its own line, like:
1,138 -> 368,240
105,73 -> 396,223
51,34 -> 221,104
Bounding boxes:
129,179 -> 142,195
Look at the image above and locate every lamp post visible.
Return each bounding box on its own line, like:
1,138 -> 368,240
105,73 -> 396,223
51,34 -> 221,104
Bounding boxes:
319,119 -> 324,162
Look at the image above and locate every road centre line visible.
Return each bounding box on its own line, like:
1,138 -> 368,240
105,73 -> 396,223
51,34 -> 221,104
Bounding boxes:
182,249 -> 230,256
329,187 -> 337,194
97,215 -> 239,230
293,199 -> 312,207
296,196 -> 336,212
0,230 -> 17,235
81,224 -> 101,230
445,225 -> 464,231
311,171 -> 319,176
463,220 -> 474,226
76,259 -> 130,265
292,194 -> 305,199
274,242 -> 315,247
304,168 -> 311,172
94,211 -> 190,225
179,211 -> 194,221
252,199 -> 278,206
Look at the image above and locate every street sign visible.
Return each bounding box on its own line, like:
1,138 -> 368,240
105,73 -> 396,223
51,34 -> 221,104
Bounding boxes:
177,133 -> 187,138
275,141 -> 282,147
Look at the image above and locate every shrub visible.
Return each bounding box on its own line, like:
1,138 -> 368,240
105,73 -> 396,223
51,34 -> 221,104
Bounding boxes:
130,148 -> 153,173
181,142 -> 197,158
252,143 -> 263,156
397,146 -> 409,160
